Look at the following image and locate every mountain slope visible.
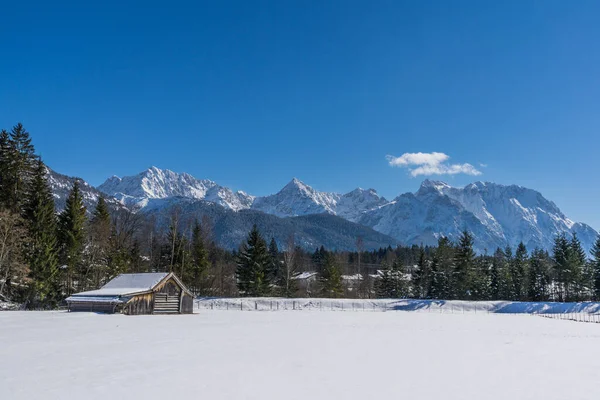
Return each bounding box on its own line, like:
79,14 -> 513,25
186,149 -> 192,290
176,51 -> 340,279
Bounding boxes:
99,169 -> 388,220
47,168 -> 123,214
251,178 -> 341,217
359,180 -> 598,253
89,167 -> 599,253
141,198 -> 398,250
98,166 -> 254,211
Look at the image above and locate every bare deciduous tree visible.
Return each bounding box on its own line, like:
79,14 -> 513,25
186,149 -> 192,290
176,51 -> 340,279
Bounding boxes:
281,234 -> 298,297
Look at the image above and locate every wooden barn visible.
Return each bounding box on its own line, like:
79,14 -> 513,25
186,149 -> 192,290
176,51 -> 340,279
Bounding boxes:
66,272 -> 194,315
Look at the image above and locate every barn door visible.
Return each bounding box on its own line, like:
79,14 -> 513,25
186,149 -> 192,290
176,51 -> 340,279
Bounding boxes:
153,293 -> 180,314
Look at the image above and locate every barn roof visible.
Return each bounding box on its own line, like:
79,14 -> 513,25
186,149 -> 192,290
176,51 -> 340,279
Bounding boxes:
66,272 -> 193,303
103,272 -> 169,291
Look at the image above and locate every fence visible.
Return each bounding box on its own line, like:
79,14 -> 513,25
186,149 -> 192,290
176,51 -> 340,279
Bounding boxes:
198,299 -> 393,312
537,313 -> 600,323
195,298 -> 600,323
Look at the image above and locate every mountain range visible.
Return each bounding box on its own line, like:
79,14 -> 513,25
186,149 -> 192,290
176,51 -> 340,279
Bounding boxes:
47,166 -> 598,253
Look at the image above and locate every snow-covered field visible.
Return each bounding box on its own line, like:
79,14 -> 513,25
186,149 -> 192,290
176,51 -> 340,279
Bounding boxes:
2,310 -> 600,400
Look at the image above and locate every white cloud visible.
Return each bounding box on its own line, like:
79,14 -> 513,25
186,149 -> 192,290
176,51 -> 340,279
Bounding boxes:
386,152 -> 482,177
386,152 -> 449,167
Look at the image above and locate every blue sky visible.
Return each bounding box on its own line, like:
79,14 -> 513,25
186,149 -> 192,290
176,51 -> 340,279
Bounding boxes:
1,1 -> 599,228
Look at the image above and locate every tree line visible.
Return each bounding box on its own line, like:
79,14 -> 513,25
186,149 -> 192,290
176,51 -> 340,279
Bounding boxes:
233,224 -> 600,302
2,123 -> 600,307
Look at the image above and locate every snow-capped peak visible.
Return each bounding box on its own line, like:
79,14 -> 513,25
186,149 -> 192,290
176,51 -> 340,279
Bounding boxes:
252,179 -> 340,217
94,166 -> 597,254
282,177 -> 313,194
359,179 -> 597,254
98,166 -> 252,211
418,179 -> 452,193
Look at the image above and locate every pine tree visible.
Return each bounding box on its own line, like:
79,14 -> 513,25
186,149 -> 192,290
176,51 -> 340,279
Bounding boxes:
376,258 -> 408,298
569,233 -> 587,301
428,237 -> 454,299
470,254 -> 491,300
58,180 -> 87,295
490,248 -> 504,300
268,237 -> 279,286
454,230 -> 476,299
376,261 -> 392,298
552,234 -> 570,302
392,258 -> 408,299
1,124 -> 36,212
527,248 -> 550,301
499,246 -> 513,300
189,219 -> 210,295
312,245 -> 327,272
319,252 -> 343,298
0,130 -> 11,206
412,246 -> 430,298
92,197 -> 110,225
23,159 -> 60,307
509,242 -> 528,301
236,225 -> 272,296
591,236 -> 600,301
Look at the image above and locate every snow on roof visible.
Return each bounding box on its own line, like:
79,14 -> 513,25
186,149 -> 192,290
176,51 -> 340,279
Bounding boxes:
67,288 -> 153,298
102,272 -> 169,290
292,272 -> 318,280
66,273 -> 170,301
64,295 -> 126,304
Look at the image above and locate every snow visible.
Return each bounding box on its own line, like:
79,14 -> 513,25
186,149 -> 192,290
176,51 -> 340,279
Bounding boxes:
252,177 -> 342,217
292,271 -> 318,280
102,272 -> 168,290
2,309 -> 600,400
98,167 -> 253,211
361,180 -> 598,253
0,300 -> 19,310
67,288 -> 147,297
62,295 -> 124,303
91,166 -> 598,253
65,273 -> 169,302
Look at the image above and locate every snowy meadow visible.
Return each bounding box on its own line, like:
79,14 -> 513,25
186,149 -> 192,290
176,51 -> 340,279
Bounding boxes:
2,308 -> 600,400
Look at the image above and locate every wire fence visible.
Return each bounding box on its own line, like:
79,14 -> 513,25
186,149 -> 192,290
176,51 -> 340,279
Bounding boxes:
198,299 -> 395,312
195,298 -> 600,323
536,313 -> 600,323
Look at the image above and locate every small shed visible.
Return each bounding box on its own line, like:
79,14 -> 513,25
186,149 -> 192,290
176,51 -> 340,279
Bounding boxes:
66,272 -> 194,315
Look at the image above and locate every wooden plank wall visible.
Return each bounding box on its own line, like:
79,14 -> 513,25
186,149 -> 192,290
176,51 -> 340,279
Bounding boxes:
181,293 -> 194,314
123,293 -> 154,315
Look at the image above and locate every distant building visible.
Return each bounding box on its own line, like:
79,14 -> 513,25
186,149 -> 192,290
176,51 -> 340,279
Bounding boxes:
292,271 -> 319,297
66,272 -> 193,315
